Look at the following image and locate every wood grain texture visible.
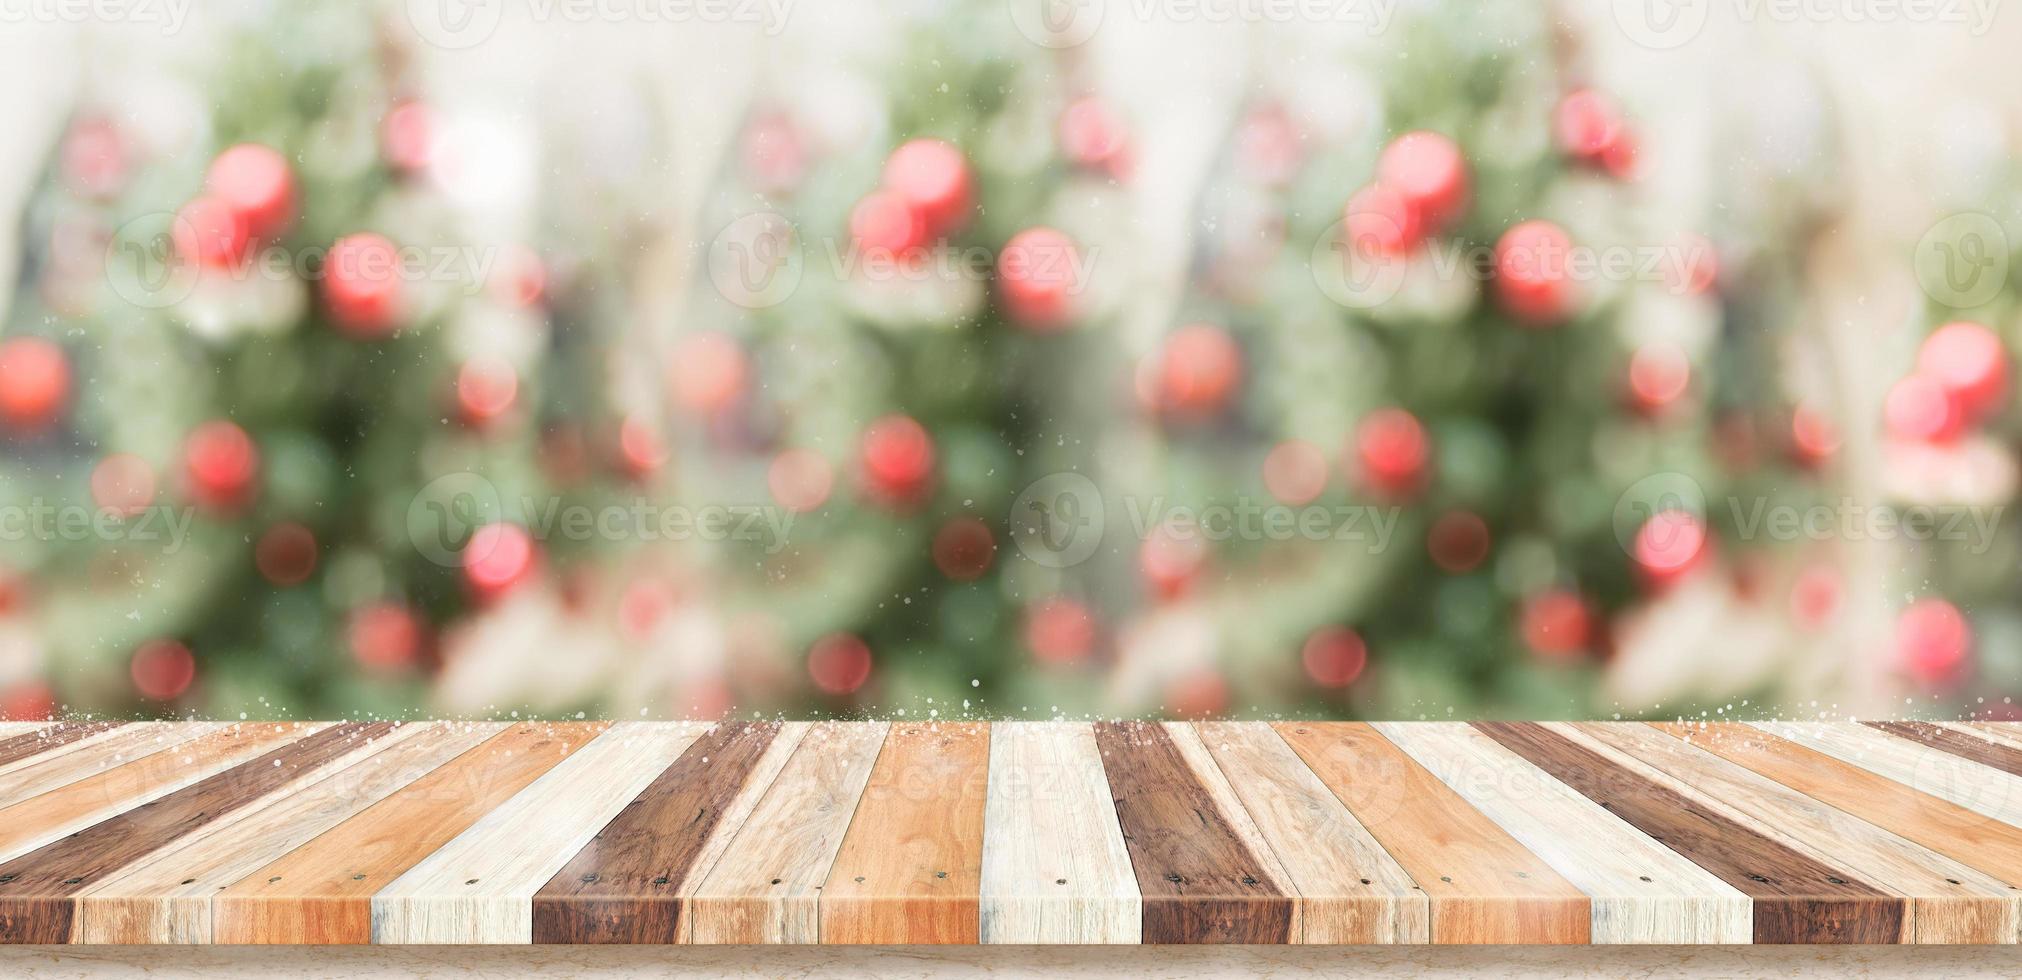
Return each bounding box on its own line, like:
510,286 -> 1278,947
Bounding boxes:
1276,722 -> 1588,944
1379,722 -> 1751,944
76,722 -> 501,943
213,721 -> 606,944
1196,722 -> 1427,943
1564,722 -> 2014,944
686,722 -> 887,944
1961,722 -> 2022,752
1090,721 -> 1296,944
1754,721 -> 2022,829
0,722 -> 215,811
1866,721 -> 2022,778
978,722 -> 1139,944
821,723 -> 988,944
530,721 -> 800,943
370,722 -> 707,944
0,721 -> 391,943
0,722 -> 122,772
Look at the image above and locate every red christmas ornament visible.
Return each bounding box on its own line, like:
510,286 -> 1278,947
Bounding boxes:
1059,96 -> 1128,172
489,245 -> 548,308
997,226 -> 1082,330
1520,590 -> 1593,663
382,101 -> 433,172
742,113 -> 807,194
848,189 -> 927,256
182,420 -> 259,511
130,639 -> 196,701
1917,321 -> 2008,423
1627,342 -> 1690,413
1883,373 -> 1963,442
1301,626 -> 1368,687
617,579 -> 678,639
1426,510 -> 1491,573
1164,669 -> 1229,719
1262,439 -> 1329,506
1342,183 -> 1421,256
1668,232 -> 1720,295
204,143 -> 295,242
668,331 -> 749,415
1139,524 -> 1207,600
932,517 -> 997,581
1790,400 -> 1841,463
807,632 -> 873,695
462,522 -> 537,600
1375,130 -> 1469,232
1025,597 -> 1097,666
1897,597 -> 1971,687
456,356 -> 519,426
1157,323 -> 1242,417
859,414 -> 936,507
323,233 -> 405,337
1555,89 -> 1628,167
1632,509 -> 1707,584
254,522 -> 319,587
0,682 -> 55,720
1236,106 -> 1303,186
62,117 -> 128,199
349,601 -> 424,672
1353,408 -> 1429,498
1790,563 -> 1841,628
0,337 -> 70,433
90,453 -> 156,517
172,195 -> 249,267
616,414 -> 669,478
768,447 -> 834,513
881,138 -> 972,238
1494,220 -> 1578,326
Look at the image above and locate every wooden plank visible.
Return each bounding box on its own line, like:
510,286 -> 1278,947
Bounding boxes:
0,722 -> 122,771
1959,722 -> 2022,752
1478,722 -> 1901,944
820,723 -> 988,944
1754,721 -> 2022,829
0,721 -> 392,943
1565,723 -> 2013,944
1377,722 -> 1750,944
1088,721 -> 1296,944
76,722 -> 502,943
530,721 -> 801,943
1276,722 -> 1588,943
1866,721 -> 2022,778
978,722 -> 1139,944
686,722 -> 887,944
213,721 -> 606,945
0,722 -> 217,810
370,722 -> 707,944
1195,722 -> 1426,943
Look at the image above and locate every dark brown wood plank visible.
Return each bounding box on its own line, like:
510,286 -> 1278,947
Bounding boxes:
531,721 -> 782,943
1474,722 -> 1906,944
1091,721 -> 1294,943
0,721 -> 393,943
0,722 -> 120,767
1864,721 -> 2022,778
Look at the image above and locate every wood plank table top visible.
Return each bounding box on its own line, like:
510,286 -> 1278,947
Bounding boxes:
0,720 -> 2015,944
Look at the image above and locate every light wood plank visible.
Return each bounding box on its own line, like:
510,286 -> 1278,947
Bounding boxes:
0,722 -> 327,865
0,722 -> 125,774
0,723 -> 218,810
1196,722 -> 1427,943
1959,722 -> 2022,752
76,722 -> 502,943
1375,722 -> 1751,944
978,722 -> 1139,944
1566,722 -> 2014,944
213,722 -> 607,944
370,722 -> 707,943
1753,721 -> 2022,829
685,722 -> 887,944
821,723 -> 988,944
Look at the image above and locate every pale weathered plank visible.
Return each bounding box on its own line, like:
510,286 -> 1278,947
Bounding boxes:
821,723 -> 988,944
1375,722 -> 1751,944
1196,722 -> 1427,943
370,722 -> 708,944
213,722 -> 607,944
1753,721 -> 2022,829
0,722 -> 218,811
978,722 -> 1139,944
76,722 -> 502,943
1566,722 -> 2015,944
685,722 -> 887,944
